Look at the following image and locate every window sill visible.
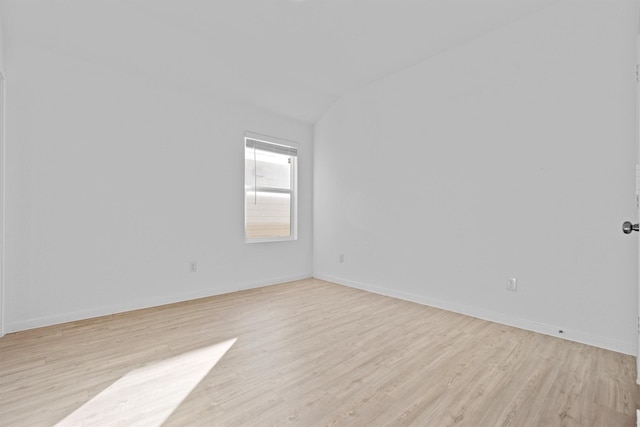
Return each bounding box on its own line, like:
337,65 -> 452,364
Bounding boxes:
245,236 -> 297,244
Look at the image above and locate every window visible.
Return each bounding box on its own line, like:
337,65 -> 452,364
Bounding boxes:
244,133 -> 298,242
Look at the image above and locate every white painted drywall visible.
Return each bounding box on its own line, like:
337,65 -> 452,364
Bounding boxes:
314,1 -> 639,354
4,43 -> 312,331
0,4 -> 5,337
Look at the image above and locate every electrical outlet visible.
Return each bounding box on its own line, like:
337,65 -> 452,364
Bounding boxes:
339,253 -> 345,263
507,277 -> 517,291
190,261 -> 198,273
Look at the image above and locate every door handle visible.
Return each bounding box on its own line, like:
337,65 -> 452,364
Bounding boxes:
622,221 -> 639,234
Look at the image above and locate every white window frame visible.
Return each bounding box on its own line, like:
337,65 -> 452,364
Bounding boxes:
244,131 -> 298,243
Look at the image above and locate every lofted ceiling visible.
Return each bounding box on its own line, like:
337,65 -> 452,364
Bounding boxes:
1,0 -> 557,124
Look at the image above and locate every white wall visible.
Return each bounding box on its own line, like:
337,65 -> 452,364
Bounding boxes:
0,4 -> 5,337
314,1 -> 638,354
4,44 -> 312,331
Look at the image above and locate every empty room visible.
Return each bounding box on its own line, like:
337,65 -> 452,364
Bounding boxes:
1,0 -> 639,425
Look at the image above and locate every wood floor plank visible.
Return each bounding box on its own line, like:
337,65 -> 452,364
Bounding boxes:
0,278 -> 637,426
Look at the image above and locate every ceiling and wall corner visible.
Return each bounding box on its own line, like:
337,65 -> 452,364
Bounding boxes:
0,0 -> 559,124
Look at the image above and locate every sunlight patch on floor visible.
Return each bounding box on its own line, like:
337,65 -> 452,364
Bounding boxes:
55,338 -> 237,427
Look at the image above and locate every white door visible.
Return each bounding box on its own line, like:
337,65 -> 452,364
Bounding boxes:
625,35 -> 640,384
636,35 -> 640,384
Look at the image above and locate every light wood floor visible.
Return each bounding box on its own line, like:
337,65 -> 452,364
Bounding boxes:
0,278 -> 637,426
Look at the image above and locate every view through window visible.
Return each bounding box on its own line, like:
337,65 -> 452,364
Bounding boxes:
244,136 -> 297,241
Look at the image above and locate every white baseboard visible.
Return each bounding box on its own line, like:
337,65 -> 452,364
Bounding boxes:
5,273 -> 312,333
313,273 -> 636,356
